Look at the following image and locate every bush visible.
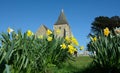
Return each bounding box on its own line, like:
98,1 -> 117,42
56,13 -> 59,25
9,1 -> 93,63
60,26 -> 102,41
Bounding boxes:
88,27 -> 120,72
0,28 -> 79,73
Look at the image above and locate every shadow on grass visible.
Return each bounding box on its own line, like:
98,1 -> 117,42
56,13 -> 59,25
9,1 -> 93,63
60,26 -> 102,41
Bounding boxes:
74,63 -> 120,73
45,61 -> 120,73
46,56 -> 120,73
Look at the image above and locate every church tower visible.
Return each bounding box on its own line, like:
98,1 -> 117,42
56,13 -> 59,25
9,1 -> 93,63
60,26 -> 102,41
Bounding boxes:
54,9 -> 72,37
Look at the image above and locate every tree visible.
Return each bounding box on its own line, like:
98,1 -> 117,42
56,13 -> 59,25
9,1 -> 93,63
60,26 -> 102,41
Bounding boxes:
87,16 -> 120,51
91,16 -> 120,35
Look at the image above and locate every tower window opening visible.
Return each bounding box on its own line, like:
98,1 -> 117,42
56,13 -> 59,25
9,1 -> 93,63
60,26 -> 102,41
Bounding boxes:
59,27 -> 61,29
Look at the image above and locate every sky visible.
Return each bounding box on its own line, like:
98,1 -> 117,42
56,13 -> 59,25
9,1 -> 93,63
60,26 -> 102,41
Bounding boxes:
0,0 -> 120,52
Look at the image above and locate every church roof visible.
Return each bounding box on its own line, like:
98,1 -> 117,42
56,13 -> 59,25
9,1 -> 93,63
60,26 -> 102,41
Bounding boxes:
54,9 -> 68,25
41,24 -> 48,30
35,24 -> 49,36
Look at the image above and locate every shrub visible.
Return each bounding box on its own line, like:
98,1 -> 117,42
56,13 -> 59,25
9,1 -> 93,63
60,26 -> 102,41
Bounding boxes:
88,27 -> 120,72
0,28 -> 79,73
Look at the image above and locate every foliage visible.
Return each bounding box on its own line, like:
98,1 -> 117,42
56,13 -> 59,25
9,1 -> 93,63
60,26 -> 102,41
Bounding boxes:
0,28 -> 80,73
88,27 -> 120,73
91,16 -> 120,35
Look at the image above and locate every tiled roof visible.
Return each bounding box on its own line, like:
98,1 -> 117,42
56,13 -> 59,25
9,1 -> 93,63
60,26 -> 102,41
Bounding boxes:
54,9 -> 68,25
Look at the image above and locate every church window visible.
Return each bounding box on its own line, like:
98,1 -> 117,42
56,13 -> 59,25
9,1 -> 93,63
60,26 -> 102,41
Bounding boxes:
59,27 -> 61,29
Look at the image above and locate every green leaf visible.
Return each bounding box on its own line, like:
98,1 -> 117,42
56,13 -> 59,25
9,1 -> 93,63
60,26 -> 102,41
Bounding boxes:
5,64 -> 11,73
0,51 -> 6,64
5,42 -> 14,63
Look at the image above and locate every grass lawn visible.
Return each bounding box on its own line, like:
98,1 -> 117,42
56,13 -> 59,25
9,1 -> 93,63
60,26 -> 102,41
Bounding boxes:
52,56 -> 93,73
70,56 -> 93,68
68,56 -> 93,73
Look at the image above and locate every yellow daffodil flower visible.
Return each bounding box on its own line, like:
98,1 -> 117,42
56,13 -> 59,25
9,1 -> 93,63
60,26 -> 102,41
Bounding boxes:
47,36 -> 52,41
68,49 -> 74,54
68,45 -> 74,50
69,48 -> 76,54
68,45 -> 76,54
60,43 -> 66,49
27,30 -> 33,37
7,27 -> 14,34
93,37 -> 97,41
65,36 -> 70,43
46,29 -> 52,35
90,36 -> 97,42
71,37 -> 79,46
80,46 -> 84,50
104,27 -> 110,36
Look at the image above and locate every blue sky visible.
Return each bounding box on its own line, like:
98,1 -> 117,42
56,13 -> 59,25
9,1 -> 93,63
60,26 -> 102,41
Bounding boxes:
0,0 -> 120,51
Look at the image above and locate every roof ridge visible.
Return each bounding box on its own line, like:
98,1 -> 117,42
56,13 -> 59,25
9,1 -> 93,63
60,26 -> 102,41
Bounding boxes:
41,24 -> 48,30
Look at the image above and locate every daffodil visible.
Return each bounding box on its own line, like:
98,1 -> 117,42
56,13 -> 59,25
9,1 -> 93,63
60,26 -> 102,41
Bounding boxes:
93,37 -> 97,41
47,36 -> 52,41
38,35 -> 43,39
114,27 -> 120,35
68,45 -> 74,50
68,45 -> 76,54
65,36 -> 70,43
27,30 -> 33,37
68,49 -> 74,54
80,46 -> 84,50
60,43 -> 66,49
90,36 -> 97,42
71,37 -> 79,46
46,29 -> 52,35
7,27 -> 14,34
104,27 -> 110,36
69,48 -> 77,54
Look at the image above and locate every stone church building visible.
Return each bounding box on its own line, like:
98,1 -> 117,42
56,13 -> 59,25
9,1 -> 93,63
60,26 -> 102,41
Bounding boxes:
35,10 -> 72,37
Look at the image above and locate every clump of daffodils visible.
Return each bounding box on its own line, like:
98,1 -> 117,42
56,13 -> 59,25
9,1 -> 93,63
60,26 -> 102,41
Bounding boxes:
90,27 -> 110,42
7,27 -> 81,55
60,36 -> 82,55
68,45 -> 77,54
65,36 -> 79,46
46,29 -> 53,42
